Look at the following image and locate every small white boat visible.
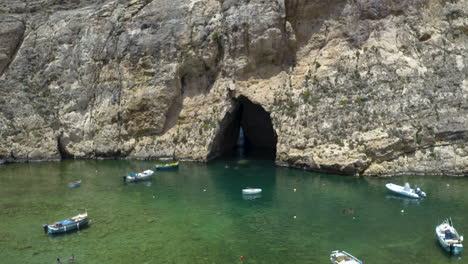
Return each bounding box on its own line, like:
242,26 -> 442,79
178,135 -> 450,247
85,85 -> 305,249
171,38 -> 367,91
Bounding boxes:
123,170 -> 154,182
385,183 -> 426,199
242,188 -> 262,195
436,218 -> 463,254
330,250 -> 363,264
68,180 -> 81,188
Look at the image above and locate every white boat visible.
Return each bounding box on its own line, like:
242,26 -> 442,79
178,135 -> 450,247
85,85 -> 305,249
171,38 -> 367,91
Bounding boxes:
123,170 -> 154,182
330,250 -> 363,264
385,183 -> 426,199
436,218 -> 463,254
242,188 -> 262,195
68,180 -> 81,188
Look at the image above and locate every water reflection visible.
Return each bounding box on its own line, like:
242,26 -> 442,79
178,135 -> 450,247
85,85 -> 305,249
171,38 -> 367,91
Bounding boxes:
385,194 -> 421,205
242,193 -> 262,200
142,181 -> 153,187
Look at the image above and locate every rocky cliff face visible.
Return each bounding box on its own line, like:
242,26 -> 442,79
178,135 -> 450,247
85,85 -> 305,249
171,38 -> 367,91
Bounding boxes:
0,0 -> 467,176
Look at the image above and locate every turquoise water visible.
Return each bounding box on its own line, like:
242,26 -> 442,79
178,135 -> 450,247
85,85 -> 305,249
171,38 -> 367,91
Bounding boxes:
0,159 -> 466,264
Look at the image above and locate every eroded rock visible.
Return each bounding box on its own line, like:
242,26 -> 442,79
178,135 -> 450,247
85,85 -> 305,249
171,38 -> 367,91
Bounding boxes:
0,0 -> 467,176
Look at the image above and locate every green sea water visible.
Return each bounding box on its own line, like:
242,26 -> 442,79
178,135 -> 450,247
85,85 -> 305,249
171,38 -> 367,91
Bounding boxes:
0,159 -> 466,264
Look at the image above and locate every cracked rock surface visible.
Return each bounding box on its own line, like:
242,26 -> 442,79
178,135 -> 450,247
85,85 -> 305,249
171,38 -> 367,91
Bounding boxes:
0,0 -> 467,176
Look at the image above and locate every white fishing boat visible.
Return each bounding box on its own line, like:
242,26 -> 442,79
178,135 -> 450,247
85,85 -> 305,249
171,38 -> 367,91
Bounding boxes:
242,188 -> 262,195
330,250 -> 363,264
436,218 -> 463,254
385,182 -> 426,199
123,170 -> 154,182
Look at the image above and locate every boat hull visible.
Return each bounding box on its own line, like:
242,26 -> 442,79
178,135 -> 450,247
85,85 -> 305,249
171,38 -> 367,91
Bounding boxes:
330,250 -> 363,264
45,213 -> 89,234
436,220 -> 463,255
242,189 -> 262,195
155,162 -> 179,171
437,235 -> 463,254
123,170 -> 154,182
48,218 -> 89,234
385,183 -> 420,198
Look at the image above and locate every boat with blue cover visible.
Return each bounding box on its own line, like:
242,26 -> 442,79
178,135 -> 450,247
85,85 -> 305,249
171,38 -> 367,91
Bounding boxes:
436,218 -> 463,254
154,161 -> 179,171
123,170 -> 154,182
43,212 -> 89,234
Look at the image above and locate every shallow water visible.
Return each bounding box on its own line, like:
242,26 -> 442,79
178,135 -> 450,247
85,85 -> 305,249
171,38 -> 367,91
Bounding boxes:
0,159 -> 466,264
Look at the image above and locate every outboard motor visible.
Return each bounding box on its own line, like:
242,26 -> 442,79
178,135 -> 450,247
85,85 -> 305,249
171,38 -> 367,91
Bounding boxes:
42,224 -> 49,234
122,176 -> 127,182
415,187 -> 426,197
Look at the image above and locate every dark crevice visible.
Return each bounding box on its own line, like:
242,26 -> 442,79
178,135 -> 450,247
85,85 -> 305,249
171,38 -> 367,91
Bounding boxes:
57,134 -> 71,159
0,18 -> 26,77
210,96 -> 277,160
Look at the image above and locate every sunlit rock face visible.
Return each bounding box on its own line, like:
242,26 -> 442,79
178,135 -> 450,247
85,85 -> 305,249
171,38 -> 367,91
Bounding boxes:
0,0 -> 467,176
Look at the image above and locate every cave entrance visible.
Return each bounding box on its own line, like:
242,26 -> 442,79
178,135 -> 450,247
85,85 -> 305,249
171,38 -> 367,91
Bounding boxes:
212,96 -> 277,160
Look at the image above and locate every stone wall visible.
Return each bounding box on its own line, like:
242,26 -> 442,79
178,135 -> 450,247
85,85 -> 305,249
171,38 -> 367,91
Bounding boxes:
0,0 -> 467,176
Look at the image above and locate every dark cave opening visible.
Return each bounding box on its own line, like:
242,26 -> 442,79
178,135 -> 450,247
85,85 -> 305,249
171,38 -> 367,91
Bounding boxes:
211,96 -> 277,160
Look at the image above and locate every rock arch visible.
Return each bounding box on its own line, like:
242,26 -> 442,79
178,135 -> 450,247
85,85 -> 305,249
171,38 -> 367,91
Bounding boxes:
210,96 -> 277,160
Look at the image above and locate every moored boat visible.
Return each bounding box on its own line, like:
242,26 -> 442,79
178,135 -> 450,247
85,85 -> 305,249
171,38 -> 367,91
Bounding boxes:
330,250 -> 363,264
43,212 -> 89,234
123,170 -> 154,182
68,180 -> 81,188
154,161 -> 179,170
436,218 -> 463,254
385,182 -> 426,199
242,188 -> 262,195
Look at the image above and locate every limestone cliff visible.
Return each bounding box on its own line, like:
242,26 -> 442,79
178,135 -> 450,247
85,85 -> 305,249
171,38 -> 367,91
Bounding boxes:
0,0 -> 467,176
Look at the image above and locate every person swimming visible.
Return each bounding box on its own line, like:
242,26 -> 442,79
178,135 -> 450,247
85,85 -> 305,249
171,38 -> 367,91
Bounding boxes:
56,258 -> 63,264
68,255 -> 75,262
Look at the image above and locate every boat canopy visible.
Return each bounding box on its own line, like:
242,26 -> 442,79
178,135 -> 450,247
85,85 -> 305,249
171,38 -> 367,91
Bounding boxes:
404,182 -> 411,192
